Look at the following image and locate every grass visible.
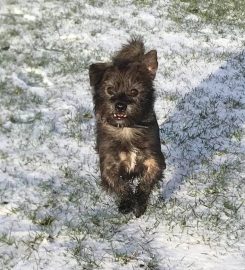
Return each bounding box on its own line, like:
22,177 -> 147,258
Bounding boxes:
168,0 -> 245,32
0,0 -> 244,269
0,233 -> 16,246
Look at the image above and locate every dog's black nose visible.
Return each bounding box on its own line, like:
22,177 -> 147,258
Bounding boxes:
115,102 -> 127,112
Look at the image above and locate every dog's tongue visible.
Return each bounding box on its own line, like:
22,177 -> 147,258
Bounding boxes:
113,113 -> 127,120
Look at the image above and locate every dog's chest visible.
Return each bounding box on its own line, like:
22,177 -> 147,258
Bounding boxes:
119,149 -> 138,172
109,127 -> 138,141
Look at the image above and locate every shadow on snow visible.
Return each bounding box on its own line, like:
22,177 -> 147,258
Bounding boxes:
160,51 -> 245,200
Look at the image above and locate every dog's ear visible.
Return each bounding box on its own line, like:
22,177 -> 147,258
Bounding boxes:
89,63 -> 109,87
143,50 -> 158,80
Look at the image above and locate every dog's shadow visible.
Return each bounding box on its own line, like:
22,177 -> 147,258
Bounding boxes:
159,51 -> 245,201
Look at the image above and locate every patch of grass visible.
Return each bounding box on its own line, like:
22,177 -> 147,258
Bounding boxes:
70,233 -> 101,268
231,129 -> 244,142
64,112 -> 84,141
133,0 -> 154,6
0,80 -> 43,110
37,215 -> 56,226
0,150 -> 8,160
160,157 -> 244,243
22,71 -> 44,86
163,92 -> 180,102
114,252 -> 135,265
0,233 -> 16,246
224,97 -> 244,109
168,0 -> 245,32
52,50 -> 91,75
64,109 -> 93,141
9,111 -> 42,124
0,50 -> 17,66
0,252 -> 15,270
147,256 -> 160,270
21,232 -> 46,258
88,0 -> 105,7
26,206 -> 55,228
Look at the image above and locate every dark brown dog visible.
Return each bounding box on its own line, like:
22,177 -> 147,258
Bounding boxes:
89,38 -> 166,217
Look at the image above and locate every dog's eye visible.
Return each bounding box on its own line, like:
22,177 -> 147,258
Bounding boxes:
106,86 -> 114,96
130,89 -> 138,97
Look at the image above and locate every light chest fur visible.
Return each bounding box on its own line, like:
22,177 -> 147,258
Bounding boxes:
103,125 -> 142,142
119,150 -> 137,172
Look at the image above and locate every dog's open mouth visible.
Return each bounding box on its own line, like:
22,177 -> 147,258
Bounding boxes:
113,113 -> 127,120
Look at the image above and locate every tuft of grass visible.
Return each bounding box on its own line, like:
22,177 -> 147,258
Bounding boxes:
0,233 -> 16,246
114,252 -> 135,265
37,215 -> 56,226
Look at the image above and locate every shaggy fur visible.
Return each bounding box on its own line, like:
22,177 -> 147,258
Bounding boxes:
89,38 -> 166,217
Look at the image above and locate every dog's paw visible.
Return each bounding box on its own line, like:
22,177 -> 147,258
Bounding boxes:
133,202 -> 147,218
118,199 -> 135,214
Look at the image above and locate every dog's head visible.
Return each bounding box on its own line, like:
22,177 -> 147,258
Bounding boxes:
89,38 -> 158,127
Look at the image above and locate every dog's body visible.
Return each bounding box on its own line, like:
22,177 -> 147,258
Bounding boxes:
89,38 -> 166,217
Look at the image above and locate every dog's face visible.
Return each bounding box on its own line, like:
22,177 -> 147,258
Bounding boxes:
89,50 -> 158,127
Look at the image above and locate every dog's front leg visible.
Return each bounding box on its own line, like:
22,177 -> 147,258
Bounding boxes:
134,157 -> 163,217
100,157 -> 134,214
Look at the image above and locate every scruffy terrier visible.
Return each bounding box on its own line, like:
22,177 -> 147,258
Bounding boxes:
89,38 -> 166,217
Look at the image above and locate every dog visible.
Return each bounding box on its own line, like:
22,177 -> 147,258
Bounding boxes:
89,38 -> 166,217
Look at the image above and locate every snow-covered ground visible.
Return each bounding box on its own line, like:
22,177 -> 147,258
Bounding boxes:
0,0 -> 244,269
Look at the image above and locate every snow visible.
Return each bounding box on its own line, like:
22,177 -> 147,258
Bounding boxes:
0,0 -> 245,269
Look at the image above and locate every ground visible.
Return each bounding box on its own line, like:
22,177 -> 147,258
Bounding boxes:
0,0 -> 245,269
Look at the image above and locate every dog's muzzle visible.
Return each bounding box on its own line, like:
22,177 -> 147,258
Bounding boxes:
114,102 -> 128,120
